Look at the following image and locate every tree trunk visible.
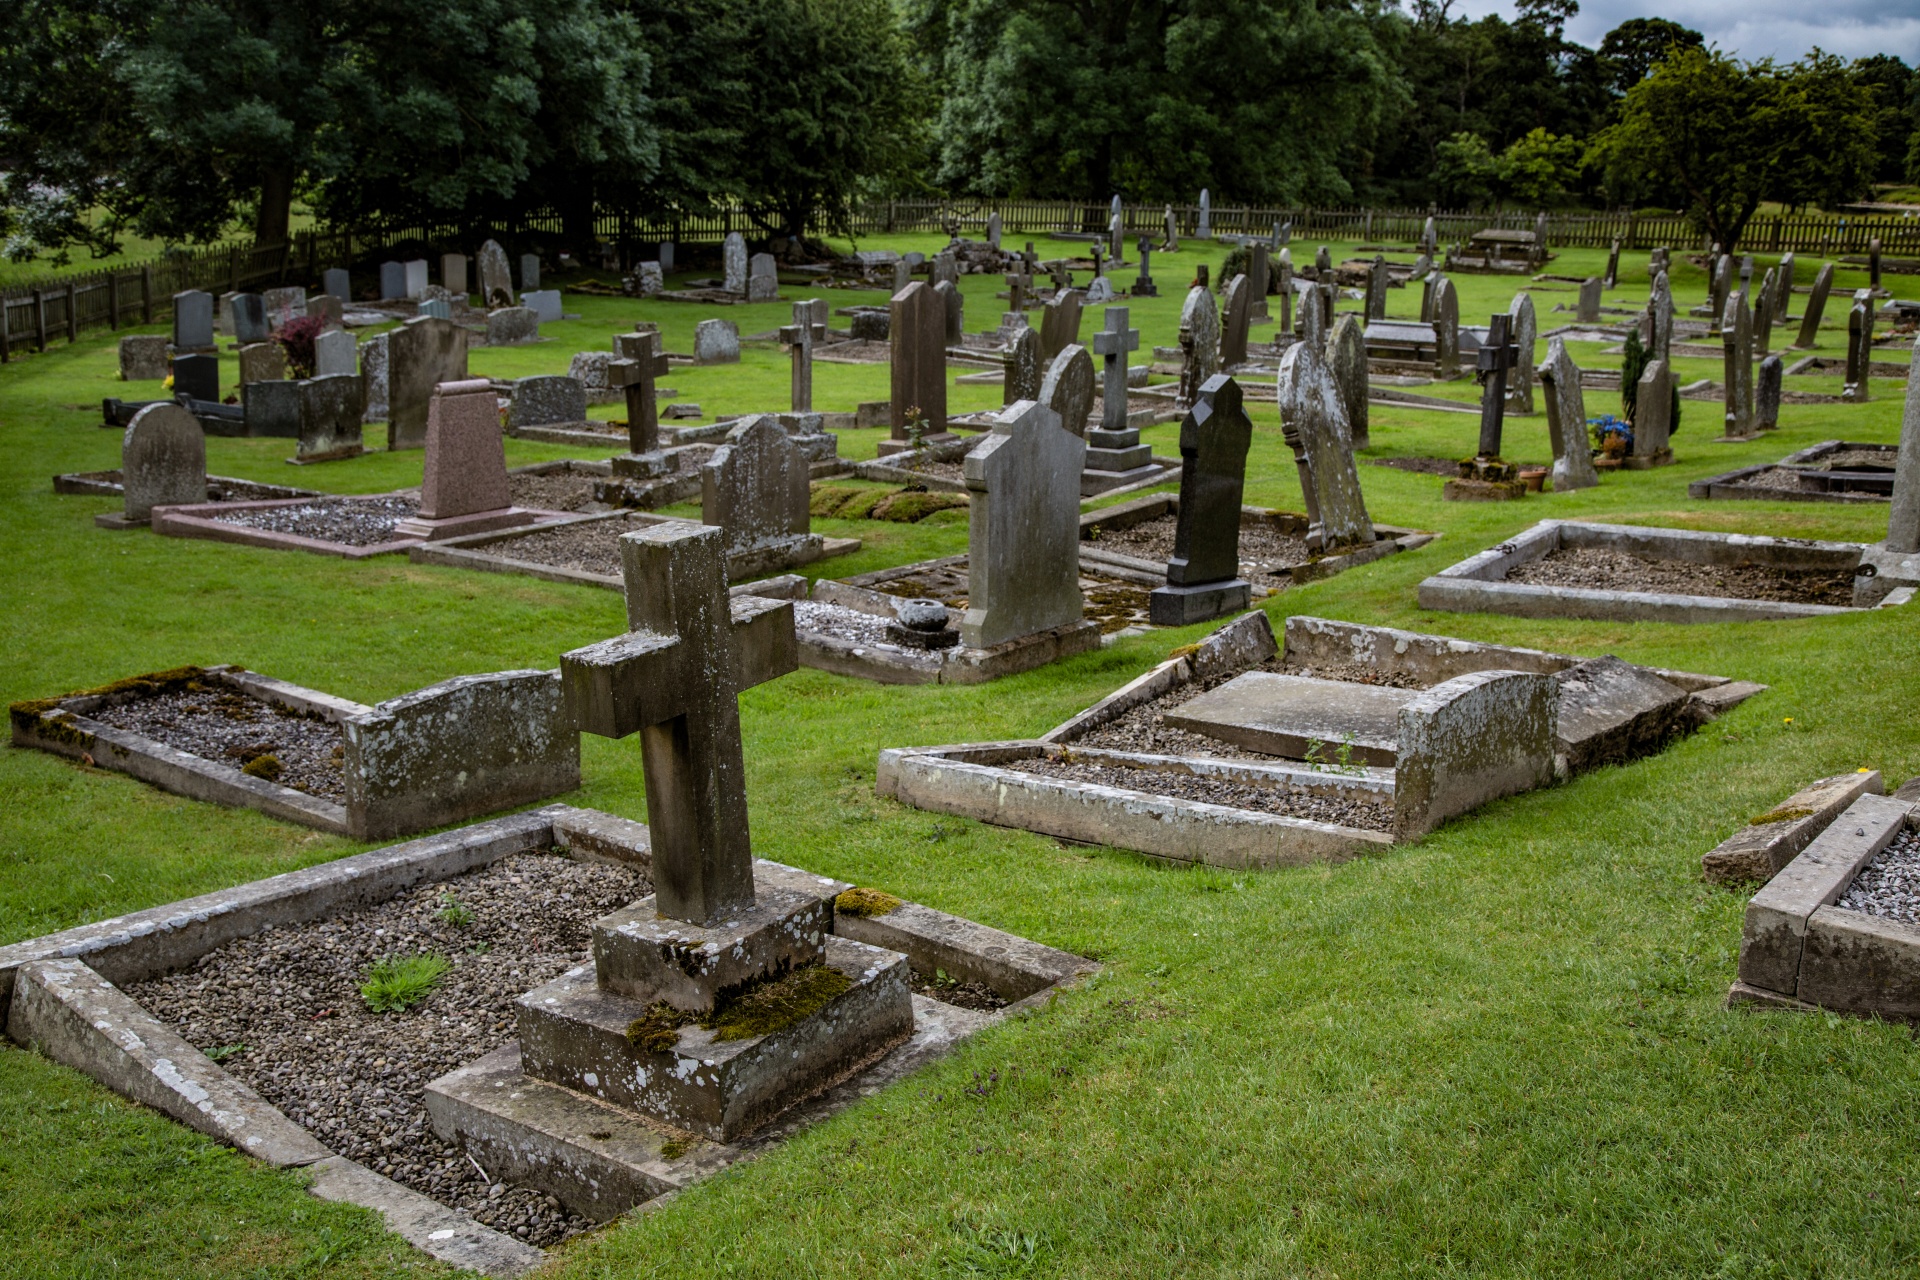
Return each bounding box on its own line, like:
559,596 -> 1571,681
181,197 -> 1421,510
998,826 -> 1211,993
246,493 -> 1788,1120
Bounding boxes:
254,166 -> 294,248
559,175 -> 597,258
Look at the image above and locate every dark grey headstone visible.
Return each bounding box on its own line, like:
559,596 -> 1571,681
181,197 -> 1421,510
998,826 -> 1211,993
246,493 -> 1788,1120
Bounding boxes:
1755,355 -> 1782,433
520,253 -> 540,291
299,374 -> 365,459
510,375 -> 588,429
322,268 -> 351,303
1004,327 -> 1042,405
1886,341 -> 1920,554
477,241 -> 514,307
1795,263 -> 1835,350
172,352 -> 219,403
1166,374 -> 1251,587
173,291 -> 214,350
379,261 -> 406,300
386,316 -> 469,449
230,294 -> 269,345
244,379 -> 303,438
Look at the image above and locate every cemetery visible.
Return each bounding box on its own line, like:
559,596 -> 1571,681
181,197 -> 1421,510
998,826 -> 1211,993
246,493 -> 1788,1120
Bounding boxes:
4,169 -> 1920,1276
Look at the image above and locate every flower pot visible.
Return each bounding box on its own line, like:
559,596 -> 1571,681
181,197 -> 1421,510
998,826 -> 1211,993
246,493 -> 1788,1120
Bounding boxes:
1518,469 -> 1547,492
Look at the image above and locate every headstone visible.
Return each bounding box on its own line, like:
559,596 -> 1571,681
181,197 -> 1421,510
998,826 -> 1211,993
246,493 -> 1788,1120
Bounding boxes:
1577,277 -> 1601,324
1084,277 -> 1114,305
307,293 -> 343,331
1506,292 -> 1537,415
508,376 -> 585,433
231,294 -> 270,345
1775,253 -> 1796,319
360,333 -> 389,421
1843,289 -> 1873,403
262,286 -> 306,329
1151,374 -> 1253,626
1040,345 -> 1094,437
1277,331 -> 1374,551
1869,237 -> 1883,291
521,290 -> 562,323
1473,312 -> 1519,460
1430,276 -> 1460,378
1709,255 -> 1732,333
1539,337 -> 1599,492
1795,263 -> 1835,349
567,351 -> 616,404
1040,291 -> 1083,362
1754,269 -> 1776,356
1636,358 -> 1674,457
1604,238 -> 1621,290
984,211 -> 1003,250
1650,246 -> 1670,277
121,403 -> 206,521
322,267 -> 351,303
931,251 -> 957,286
379,261 -> 407,300
520,253 -> 540,292
722,233 -> 747,294
243,379 -> 301,438
1274,249 -> 1294,334
170,352 -> 219,405
412,379 -> 512,523
486,307 -> 538,345
386,316 -> 469,449
173,290 -> 214,350
118,335 -> 169,381
1328,314 -> 1369,451
403,260 -> 429,300
1314,245 -> 1332,275
934,279 -> 963,344
702,415 -> 816,573
961,400 -> 1086,649
297,374 -> 365,461
1004,326 -> 1042,405
1532,213 -> 1549,265
1737,255 -> 1754,299
477,241 -> 514,306
1755,355 -> 1782,433
1109,212 -> 1124,264
1886,342 -> 1920,554
1248,243 -> 1270,322
440,253 -> 468,298
632,261 -> 664,297
1178,284 -> 1221,411
889,282 -> 947,442
1365,256 -> 1388,320
313,328 -> 357,378
747,253 -> 778,303
891,259 -> 912,295
1219,274 -> 1251,370
1133,238 -> 1157,297
610,330 -> 671,452
1647,271 -> 1674,364
415,298 -> 450,321
693,318 -> 740,365
1196,189 -> 1210,240
238,342 -> 286,386
1163,205 -> 1178,251
658,242 -> 675,274
1722,292 -> 1754,434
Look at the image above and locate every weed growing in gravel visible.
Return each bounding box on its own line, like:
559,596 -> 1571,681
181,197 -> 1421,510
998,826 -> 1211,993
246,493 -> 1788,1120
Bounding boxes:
436,893 -> 475,928
204,1044 -> 247,1062
360,953 -> 451,1013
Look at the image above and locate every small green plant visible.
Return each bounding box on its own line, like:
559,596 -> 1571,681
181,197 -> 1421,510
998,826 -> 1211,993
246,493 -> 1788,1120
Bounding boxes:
360,953 -> 451,1013
205,1044 -> 247,1062
436,893 -> 474,928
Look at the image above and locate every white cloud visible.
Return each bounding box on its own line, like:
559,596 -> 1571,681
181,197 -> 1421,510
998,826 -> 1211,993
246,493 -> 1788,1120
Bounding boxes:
1442,0 -> 1920,63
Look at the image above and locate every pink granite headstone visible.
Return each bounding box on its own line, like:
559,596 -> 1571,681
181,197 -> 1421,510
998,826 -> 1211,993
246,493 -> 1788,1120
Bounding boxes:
419,379 -> 510,519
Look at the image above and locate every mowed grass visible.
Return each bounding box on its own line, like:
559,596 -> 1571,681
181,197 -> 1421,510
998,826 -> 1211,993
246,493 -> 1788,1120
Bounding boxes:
1,236 -> 1918,1278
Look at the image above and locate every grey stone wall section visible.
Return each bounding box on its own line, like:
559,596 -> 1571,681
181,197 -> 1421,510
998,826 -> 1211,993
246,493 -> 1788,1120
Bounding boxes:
1392,670 -> 1557,840
342,670 -> 579,841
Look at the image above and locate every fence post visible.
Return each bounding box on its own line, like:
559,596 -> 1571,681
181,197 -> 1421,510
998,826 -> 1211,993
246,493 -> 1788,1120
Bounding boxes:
66,282 -> 78,342
1,295 -> 10,362
229,244 -> 241,291
34,289 -> 47,351
108,273 -> 120,330
142,266 -> 154,324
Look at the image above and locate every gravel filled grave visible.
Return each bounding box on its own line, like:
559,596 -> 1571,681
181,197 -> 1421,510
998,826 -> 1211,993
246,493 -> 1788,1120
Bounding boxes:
793,600 -> 895,646
1006,755 -> 1395,830
1084,514 -> 1309,590
1837,828 -> 1920,925
477,518 -> 641,576
209,494 -> 419,546
89,682 -> 347,801
1504,546 -> 1857,606
127,850 -> 650,1246
877,563 -> 1151,633
507,472 -> 601,512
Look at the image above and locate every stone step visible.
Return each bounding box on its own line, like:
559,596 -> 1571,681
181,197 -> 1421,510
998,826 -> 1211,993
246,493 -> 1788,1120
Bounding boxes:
1163,671 -> 1412,766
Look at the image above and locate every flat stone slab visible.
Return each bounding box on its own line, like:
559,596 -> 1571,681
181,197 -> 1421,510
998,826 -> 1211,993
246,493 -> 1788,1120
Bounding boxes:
1702,771 -> 1883,886
1551,657 -> 1689,774
1163,672 -> 1410,766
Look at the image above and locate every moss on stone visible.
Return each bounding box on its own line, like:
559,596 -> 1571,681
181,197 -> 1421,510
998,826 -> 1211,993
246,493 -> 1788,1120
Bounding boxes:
709,963 -> 852,1042
1749,805 -> 1815,827
625,1003 -> 694,1054
835,886 -> 903,918
10,666 -> 209,729
241,754 -> 283,782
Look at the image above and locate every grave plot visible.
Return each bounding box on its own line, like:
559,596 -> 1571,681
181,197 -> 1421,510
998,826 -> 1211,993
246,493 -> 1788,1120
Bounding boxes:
877,612 -> 1762,870
1418,520 -> 1917,623
152,491 -> 448,558
55,470 -> 318,503
1690,441 -> 1899,504
11,664 -> 578,840
1729,787 -> 1920,1021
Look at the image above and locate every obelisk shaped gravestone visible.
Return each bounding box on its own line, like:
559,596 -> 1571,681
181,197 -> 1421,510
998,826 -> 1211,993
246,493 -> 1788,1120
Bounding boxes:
961,400 -> 1086,650
1539,337 -> 1599,492
1328,314 -> 1369,451
1278,334 -> 1375,552
1150,374 -> 1253,626
1795,263 -> 1834,349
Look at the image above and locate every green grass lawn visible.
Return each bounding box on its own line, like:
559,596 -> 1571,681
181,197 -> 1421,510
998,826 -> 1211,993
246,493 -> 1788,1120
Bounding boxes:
2,235 -> 1918,1279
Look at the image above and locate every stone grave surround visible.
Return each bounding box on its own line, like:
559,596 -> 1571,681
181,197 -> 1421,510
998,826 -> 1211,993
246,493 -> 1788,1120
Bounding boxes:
394,380 -> 543,539
1150,373 -> 1252,626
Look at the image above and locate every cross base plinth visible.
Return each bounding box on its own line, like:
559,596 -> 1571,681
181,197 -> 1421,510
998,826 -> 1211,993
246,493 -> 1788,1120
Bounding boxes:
592,889 -> 831,1013
1086,443 -> 1153,471
516,935 -> 915,1141
1149,579 -> 1251,627
1080,461 -> 1171,496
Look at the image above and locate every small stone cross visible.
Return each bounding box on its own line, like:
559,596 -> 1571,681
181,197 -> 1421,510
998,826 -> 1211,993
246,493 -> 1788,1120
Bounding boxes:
609,331 -> 670,454
1474,312 -> 1518,458
1004,273 -> 1029,313
1092,306 -> 1140,434
777,299 -> 826,412
561,523 -> 797,926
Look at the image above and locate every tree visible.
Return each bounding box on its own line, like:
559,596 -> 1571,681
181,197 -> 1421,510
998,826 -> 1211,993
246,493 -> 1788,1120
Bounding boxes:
1596,17 -> 1702,94
1852,55 -> 1917,184
1498,127 -> 1580,206
1433,132 -> 1497,206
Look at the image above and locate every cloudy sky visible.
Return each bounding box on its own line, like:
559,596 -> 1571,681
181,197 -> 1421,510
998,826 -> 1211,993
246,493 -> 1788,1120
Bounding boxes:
1445,0 -> 1920,63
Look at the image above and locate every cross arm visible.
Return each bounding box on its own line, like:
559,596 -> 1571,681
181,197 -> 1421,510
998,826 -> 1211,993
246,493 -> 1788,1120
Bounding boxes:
730,596 -> 797,690
562,631 -> 684,739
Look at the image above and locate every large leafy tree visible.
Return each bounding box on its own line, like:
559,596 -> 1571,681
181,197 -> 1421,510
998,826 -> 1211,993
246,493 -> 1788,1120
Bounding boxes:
1596,17 -> 1702,95
1852,55 -> 1916,184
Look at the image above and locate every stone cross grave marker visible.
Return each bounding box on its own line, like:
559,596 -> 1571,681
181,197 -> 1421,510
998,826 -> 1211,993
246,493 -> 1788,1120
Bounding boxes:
1795,263 -> 1835,349
1220,274 -> 1251,370
1178,284 -> 1221,411
1092,306 -> 1138,435
1647,271 -> 1674,364
1365,256 -> 1388,320
1577,278 -> 1602,323
1539,337 -> 1599,491
1755,355 -> 1781,433
1474,311 -> 1519,459
1004,272 -> 1030,316
1004,326 -> 1041,405
1636,357 -> 1674,457
1604,238 -> 1621,289
934,279 -> 963,345
442,253 -> 468,297
1150,374 -> 1252,626
1722,292 -> 1754,434
1329,313 -> 1370,451
1248,242 -> 1270,321
478,241 -> 514,307
961,400 -> 1086,649
1431,276 -> 1460,378
322,267 -> 350,303
1134,238 -> 1157,297
1040,290 -> 1082,362
777,301 -> 825,414
386,316 -> 470,450
1843,290 -> 1874,403
1886,342 -> 1920,555
609,330 -> 670,452
1278,331 -> 1374,552
1041,344 -> 1094,437
1506,291 -> 1537,415
1755,268 -> 1777,355
703,415 -> 816,575
888,282 -> 948,448
174,290 -> 214,351
379,261 -> 405,300
748,253 -> 778,303
520,253 -> 540,292
122,403 -> 206,521
722,233 -> 747,294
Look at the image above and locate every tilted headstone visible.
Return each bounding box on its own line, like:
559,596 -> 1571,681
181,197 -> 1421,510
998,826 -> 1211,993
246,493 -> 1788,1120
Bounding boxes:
386,316 -> 469,449
1151,374 -> 1253,626
403,261 -> 429,300
1722,292 -> 1754,434
487,307 -> 538,345
118,335 -> 169,381
297,373 -> 365,461
1795,262 -> 1834,349
1754,268 -> 1777,355
1004,325 -> 1041,406
610,330 -> 671,453
1885,342 -> 1920,555
1577,277 -> 1602,324
1604,238 -> 1621,290
509,375 -> 588,431
1196,188 -> 1210,240
722,233 -> 747,294
442,253 -> 469,297
238,342 -> 286,387
121,402 -> 206,520
1507,292 -> 1537,415
312,328 -> 357,378
1647,271 -> 1674,364
1473,312 -> 1519,460
231,294 -> 270,345
1040,344 -> 1094,437
1430,276 -> 1460,378
961,399 -> 1086,650
173,290 -> 215,351
1539,337 -> 1599,492
1843,290 -> 1873,403
1754,355 -> 1782,433
1178,284 -> 1221,411
1774,252 -> 1796,319
1328,313 -> 1370,451
703,415 -> 816,572
1277,331 -> 1373,552
307,294 -> 343,331
1365,256 -> 1389,320
520,253 -> 540,291
1219,274 -> 1251,370
693,318 -> 740,365
747,252 -> 778,303
889,281 -> 947,441
322,267 -> 351,303
414,379 -> 512,521
379,261 -> 406,300
934,279 -> 963,345
477,241 -> 514,307
1636,358 -> 1674,458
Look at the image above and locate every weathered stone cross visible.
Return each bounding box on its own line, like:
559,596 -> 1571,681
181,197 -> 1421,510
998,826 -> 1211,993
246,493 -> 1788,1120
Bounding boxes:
1474,311 -> 1518,459
561,523 -> 797,927
778,300 -> 826,413
609,331 -> 671,455
1092,305 -> 1140,434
